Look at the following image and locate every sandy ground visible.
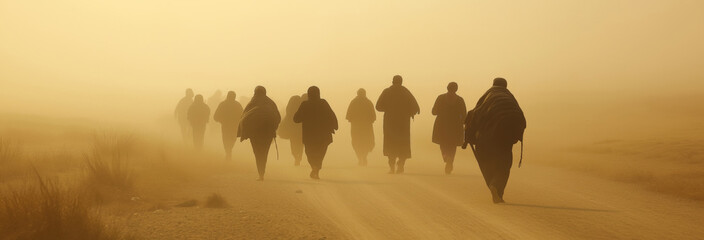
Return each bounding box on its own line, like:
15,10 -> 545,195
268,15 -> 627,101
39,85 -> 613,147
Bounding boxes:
119,142 -> 704,240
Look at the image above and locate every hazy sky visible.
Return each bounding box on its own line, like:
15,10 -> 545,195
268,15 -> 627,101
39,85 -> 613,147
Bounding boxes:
1,0 -> 703,124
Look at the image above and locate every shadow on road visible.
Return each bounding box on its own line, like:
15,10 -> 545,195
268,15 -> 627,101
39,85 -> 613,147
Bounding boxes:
503,203 -> 616,213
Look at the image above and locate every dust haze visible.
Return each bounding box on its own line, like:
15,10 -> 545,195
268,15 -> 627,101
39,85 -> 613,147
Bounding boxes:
1,1 -> 704,239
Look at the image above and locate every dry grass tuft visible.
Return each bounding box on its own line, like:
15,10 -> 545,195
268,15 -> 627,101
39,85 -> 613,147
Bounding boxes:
204,193 -> 230,208
0,171 -> 128,240
84,133 -> 135,191
84,151 -> 134,191
92,132 -> 135,159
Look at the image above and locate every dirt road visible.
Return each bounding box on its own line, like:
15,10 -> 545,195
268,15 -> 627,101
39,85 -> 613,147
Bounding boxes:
126,145 -> 704,239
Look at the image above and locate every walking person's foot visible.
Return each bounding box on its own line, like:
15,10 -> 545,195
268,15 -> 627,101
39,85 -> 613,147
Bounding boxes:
310,170 -> 320,180
256,176 -> 264,181
489,185 -> 502,203
444,162 -> 453,175
396,161 -> 405,174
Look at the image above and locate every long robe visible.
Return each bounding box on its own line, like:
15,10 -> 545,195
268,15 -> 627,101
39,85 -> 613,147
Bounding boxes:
432,93 -> 467,146
346,96 -> 376,154
214,99 -> 244,152
187,101 -> 210,148
279,96 -> 304,162
376,85 -> 420,158
294,99 -> 338,146
294,98 -> 338,170
239,95 -> 280,141
174,96 -> 193,140
239,95 -> 280,178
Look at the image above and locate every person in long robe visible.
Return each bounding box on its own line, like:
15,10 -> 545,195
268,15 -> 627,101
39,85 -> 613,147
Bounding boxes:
346,88 -> 376,166
432,82 -> 467,175
278,95 -> 304,166
239,86 -> 281,181
465,78 -> 526,203
376,75 -> 420,174
207,90 -> 224,135
174,88 -> 194,142
294,86 -> 338,179
213,91 -> 243,160
187,94 -> 210,149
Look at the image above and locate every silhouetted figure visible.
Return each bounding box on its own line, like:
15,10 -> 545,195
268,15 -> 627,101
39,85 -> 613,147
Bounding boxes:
346,88 -> 376,166
208,90 -> 224,135
175,88 -> 194,142
432,82 -> 467,175
239,86 -> 281,181
376,75 -> 420,174
464,78 -> 526,203
294,86 -> 338,179
187,94 -> 211,149
279,95 -> 305,166
214,91 -> 244,160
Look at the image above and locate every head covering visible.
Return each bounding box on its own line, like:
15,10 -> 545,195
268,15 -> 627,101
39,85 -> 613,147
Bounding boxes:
194,94 -> 204,103
357,88 -> 366,97
493,78 -> 507,88
307,86 -> 321,100
447,82 -> 458,93
301,93 -> 308,101
254,86 -> 266,96
392,75 -> 403,85
186,88 -> 194,97
226,91 -> 236,100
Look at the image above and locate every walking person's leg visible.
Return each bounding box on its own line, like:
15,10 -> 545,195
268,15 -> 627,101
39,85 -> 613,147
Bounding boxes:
252,137 -> 273,181
387,156 -> 397,174
493,144 -> 513,200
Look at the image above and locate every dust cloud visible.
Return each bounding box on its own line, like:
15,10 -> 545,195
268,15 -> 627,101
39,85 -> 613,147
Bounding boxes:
1,1 -> 704,239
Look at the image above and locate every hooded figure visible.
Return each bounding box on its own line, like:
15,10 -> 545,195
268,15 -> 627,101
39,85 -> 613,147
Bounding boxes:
278,95 -> 305,166
432,82 -> 467,174
174,88 -> 194,142
239,86 -> 281,181
376,75 -> 420,174
465,78 -> 526,203
187,94 -> 211,149
346,88 -> 376,166
214,91 -> 244,160
294,86 -> 338,179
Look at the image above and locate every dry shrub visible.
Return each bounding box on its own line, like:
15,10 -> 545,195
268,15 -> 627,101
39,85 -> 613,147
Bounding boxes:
92,132 -> 135,159
204,193 -> 229,208
84,151 -> 134,191
83,133 -> 136,204
0,171 -> 128,240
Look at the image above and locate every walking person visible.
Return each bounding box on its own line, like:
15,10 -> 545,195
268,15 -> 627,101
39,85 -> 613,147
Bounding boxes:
239,86 -> 281,181
187,94 -> 211,149
207,90 -> 224,135
279,95 -> 305,166
346,88 -> 376,166
376,75 -> 420,174
174,88 -> 194,142
213,91 -> 244,160
432,82 -> 467,174
464,78 -> 526,203
294,86 -> 338,179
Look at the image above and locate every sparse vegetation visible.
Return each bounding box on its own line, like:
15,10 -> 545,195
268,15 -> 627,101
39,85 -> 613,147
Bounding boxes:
0,171 -> 128,240
84,133 -> 135,191
205,193 -> 229,208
